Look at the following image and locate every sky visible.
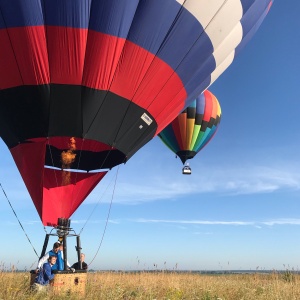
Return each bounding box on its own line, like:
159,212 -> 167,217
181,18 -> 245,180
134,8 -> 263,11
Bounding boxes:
1,1 -> 300,271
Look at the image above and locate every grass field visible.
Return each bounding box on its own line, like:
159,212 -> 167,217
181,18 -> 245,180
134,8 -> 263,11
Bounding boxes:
0,270 -> 299,299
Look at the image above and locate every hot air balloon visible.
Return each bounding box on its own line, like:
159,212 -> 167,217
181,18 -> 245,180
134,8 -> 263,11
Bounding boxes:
0,0 -> 272,227
159,90 -> 221,174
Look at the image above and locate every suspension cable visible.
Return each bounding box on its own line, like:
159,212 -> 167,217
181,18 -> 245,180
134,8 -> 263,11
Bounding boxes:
79,167 -> 119,235
0,183 -> 39,258
88,165 -> 120,267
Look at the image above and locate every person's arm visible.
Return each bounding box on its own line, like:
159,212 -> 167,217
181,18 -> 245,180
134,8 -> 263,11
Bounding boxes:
37,252 -> 49,269
60,252 -> 72,268
71,262 -> 78,270
67,260 -> 71,268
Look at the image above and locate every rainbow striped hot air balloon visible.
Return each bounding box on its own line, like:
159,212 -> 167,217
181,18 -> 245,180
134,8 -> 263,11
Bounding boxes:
159,90 -> 221,174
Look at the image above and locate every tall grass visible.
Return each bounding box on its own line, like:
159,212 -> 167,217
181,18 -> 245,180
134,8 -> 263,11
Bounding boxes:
1,269 -> 300,299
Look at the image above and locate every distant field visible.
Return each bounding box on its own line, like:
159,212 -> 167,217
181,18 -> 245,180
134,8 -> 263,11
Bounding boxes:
1,270 -> 300,299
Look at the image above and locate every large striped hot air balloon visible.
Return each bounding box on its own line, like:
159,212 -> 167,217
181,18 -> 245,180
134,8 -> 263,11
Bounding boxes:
159,90 -> 221,174
0,0 -> 272,226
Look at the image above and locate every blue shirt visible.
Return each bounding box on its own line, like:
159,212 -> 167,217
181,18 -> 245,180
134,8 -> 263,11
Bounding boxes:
35,262 -> 54,285
48,250 -> 64,270
37,249 -> 69,271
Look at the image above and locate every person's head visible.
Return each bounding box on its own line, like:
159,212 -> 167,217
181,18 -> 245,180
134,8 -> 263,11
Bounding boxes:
52,242 -> 61,253
48,255 -> 57,266
80,253 -> 85,262
59,243 -> 63,251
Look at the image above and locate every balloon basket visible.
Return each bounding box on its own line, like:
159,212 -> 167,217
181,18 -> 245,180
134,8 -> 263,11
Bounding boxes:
30,270 -> 87,295
182,164 -> 192,175
51,270 -> 87,295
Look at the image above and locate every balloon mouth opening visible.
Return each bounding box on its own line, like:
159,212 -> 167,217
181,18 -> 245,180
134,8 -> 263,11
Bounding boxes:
26,136 -> 127,171
176,150 -> 197,164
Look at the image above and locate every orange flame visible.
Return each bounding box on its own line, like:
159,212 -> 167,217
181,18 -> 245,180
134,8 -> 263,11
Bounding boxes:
61,137 -> 77,186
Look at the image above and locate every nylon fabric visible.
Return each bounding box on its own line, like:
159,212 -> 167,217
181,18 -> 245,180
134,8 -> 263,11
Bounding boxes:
159,90 -> 221,164
0,0 -> 272,225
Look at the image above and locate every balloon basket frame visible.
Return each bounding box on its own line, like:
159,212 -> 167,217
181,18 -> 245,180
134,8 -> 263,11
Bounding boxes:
40,218 -> 84,271
30,218 -> 87,293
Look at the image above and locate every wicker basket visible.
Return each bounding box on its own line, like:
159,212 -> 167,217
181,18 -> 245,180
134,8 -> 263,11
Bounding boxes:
30,270 -> 87,295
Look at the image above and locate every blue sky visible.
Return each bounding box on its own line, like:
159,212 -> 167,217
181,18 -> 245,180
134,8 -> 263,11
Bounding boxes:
1,1 -> 300,271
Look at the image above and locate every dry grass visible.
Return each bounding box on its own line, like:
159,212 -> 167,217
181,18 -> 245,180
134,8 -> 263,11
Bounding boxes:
0,269 -> 300,299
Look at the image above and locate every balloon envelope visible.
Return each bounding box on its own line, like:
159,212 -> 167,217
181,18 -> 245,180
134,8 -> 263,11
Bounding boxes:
0,0 -> 272,225
159,90 -> 221,164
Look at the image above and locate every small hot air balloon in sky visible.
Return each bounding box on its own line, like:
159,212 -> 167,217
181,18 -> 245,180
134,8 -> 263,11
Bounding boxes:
159,90 -> 221,174
0,0 -> 272,226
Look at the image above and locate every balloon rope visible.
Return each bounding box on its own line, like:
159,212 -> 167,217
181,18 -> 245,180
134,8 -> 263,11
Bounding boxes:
46,140 -> 60,188
0,183 -> 39,258
88,165 -> 120,267
79,167 -> 118,235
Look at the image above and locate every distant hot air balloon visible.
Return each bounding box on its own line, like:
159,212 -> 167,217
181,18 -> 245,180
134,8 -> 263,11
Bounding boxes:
159,90 -> 221,174
0,0 -> 272,226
